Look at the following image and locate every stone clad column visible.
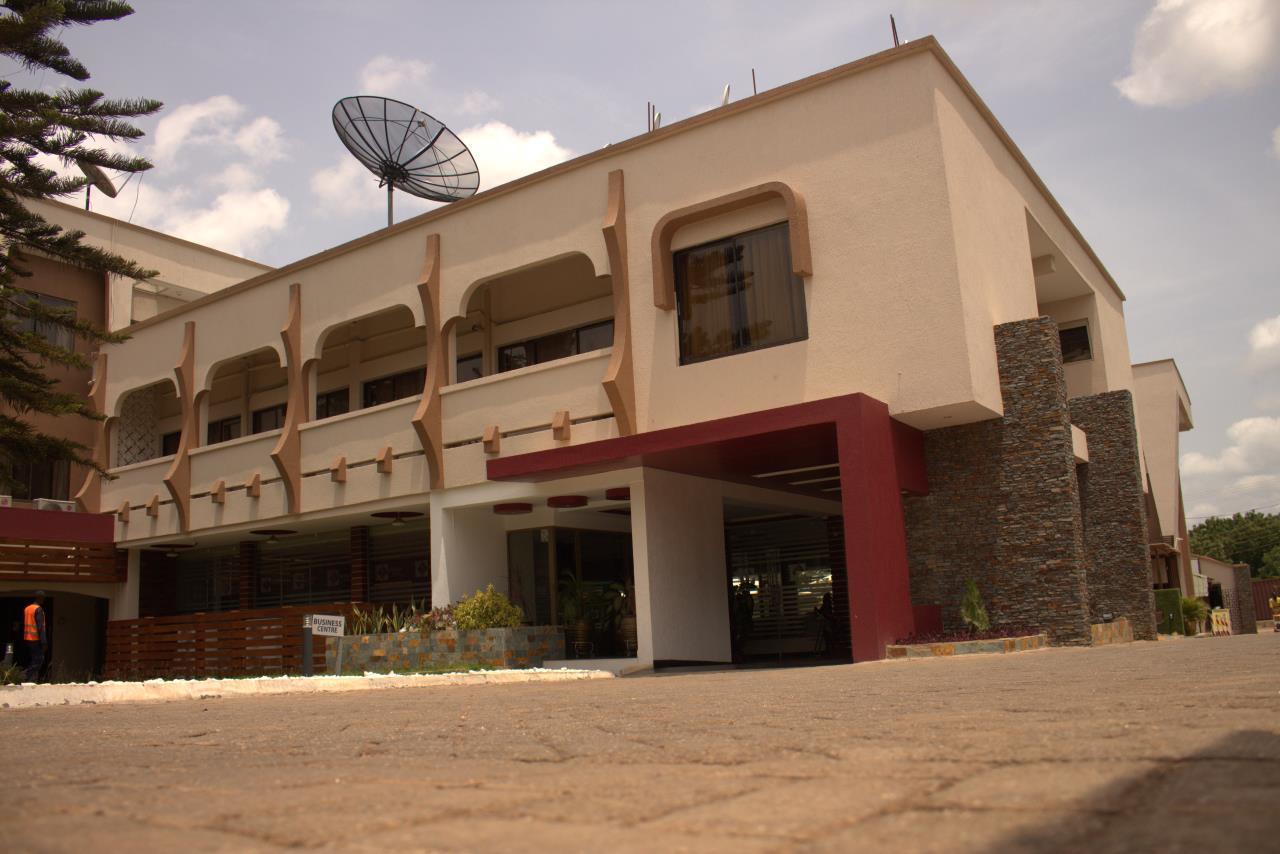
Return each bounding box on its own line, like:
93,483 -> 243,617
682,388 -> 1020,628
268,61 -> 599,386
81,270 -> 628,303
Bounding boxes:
904,317 -> 1091,646
1069,391 -> 1156,640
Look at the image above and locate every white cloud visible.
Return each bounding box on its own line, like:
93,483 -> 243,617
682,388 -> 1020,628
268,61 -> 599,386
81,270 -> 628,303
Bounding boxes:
233,116 -> 286,163
359,55 -> 430,99
459,121 -> 573,191
1115,0 -> 1279,107
151,95 -> 245,166
162,187 -> 290,256
458,90 -> 500,116
1249,313 -> 1280,368
310,157 -> 384,215
1182,416 -> 1280,475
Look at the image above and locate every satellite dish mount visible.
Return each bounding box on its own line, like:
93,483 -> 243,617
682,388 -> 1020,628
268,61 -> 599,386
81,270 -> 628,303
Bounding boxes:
332,96 -> 480,227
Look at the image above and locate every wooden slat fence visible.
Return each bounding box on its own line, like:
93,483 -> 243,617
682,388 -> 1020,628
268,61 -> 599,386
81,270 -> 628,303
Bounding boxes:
105,604 -> 355,680
1253,578 -> 1280,622
0,537 -> 124,583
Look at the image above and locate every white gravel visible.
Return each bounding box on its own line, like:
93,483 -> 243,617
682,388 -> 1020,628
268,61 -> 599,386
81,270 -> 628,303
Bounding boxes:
1,667 -> 613,710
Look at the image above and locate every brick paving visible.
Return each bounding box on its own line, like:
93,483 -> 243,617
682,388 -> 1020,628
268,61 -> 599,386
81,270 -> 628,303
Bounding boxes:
3,634 -> 1278,852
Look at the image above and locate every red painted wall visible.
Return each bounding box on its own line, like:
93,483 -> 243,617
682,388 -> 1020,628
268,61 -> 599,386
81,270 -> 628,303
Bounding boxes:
0,506 -> 114,544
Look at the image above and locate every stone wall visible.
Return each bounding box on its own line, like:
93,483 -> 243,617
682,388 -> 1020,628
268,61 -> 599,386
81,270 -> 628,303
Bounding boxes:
1229,565 -> 1257,635
325,626 -> 565,674
1069,392 -> 1157,640
904,317 -> 1091,645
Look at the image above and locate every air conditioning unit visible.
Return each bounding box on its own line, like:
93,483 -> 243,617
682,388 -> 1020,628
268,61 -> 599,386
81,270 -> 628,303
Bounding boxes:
34,498 -> 77,513
0,495 -> 12,508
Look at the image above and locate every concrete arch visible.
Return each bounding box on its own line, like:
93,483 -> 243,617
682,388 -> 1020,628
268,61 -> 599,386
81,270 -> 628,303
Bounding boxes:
200,345 -> 286,396
449,251 -> 604,328
308,303 -> 419,364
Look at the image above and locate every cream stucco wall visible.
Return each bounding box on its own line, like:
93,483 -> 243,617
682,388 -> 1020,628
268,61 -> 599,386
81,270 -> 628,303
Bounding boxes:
26,198 -> 271,330
97,40 -> 1143,549
1133,360 -> 1193,541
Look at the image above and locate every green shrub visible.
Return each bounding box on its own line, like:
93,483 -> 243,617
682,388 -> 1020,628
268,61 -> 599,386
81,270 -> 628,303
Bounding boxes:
454,584 -> 524,630
1154,588 -> 1184,634
1,661 -> 24,685
960,578 -> 990,633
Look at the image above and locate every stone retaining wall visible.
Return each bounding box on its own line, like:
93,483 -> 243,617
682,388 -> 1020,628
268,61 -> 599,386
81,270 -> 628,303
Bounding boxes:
885,634 -> 1048,659
326,626 -> 565,674
1090,617 -> 1134,646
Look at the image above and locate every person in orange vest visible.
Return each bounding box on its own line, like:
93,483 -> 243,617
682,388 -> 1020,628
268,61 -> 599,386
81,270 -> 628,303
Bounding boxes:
23,592 -> 48,683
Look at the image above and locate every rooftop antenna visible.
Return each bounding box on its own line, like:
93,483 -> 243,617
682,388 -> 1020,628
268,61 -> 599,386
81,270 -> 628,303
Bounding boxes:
890,14 -> 901,47
75,159 -> 118,211
331,95 -> 479,228
721,84 -> 731,107
751,68 -> 758,95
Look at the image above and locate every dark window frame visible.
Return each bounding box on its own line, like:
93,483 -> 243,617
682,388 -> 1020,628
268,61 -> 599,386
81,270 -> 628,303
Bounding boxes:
1058,322 -> 1092,364
15,290 -> 77,351
160,431 -> 181,457
455,352 -> 484,383
672,221 -> 809,366
314,387 -> 350,420
496,319 -> 615,374
361,367 -> 426,409
206,415 -> 242,446
251,403 -> 287,434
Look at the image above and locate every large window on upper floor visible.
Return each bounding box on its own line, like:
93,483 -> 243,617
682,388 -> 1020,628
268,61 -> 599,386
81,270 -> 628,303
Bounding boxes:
14,290 -> 77,351
252,403 -> 286,434
674,222 -> 808,365
497,320 -> 614,374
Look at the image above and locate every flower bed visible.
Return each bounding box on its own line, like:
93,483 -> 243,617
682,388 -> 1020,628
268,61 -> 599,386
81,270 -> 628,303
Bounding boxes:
325,626 -> 564,674
885,632 -> 1047,659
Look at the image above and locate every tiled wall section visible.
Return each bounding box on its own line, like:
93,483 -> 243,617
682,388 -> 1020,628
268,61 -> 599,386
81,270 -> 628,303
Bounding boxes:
904,317 -> 1091,645
325,626 -> 566,674
1069,391 -> 1157,640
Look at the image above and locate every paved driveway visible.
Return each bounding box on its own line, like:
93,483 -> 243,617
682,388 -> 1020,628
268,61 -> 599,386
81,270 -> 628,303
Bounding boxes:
3,634 -> 1277,852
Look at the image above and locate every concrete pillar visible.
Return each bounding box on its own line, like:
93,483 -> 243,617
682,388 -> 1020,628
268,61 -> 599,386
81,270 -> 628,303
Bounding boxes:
430,502 -> 508,608
109,549 -> 141,620
631,469 -> 731,665
837,395 -> 915,661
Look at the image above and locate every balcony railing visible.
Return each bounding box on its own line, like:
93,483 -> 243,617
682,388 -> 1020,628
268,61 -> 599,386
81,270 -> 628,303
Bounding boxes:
442,348 -> 614,446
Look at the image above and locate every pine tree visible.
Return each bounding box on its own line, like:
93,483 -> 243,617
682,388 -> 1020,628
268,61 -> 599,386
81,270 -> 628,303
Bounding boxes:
1,1 -> 162,487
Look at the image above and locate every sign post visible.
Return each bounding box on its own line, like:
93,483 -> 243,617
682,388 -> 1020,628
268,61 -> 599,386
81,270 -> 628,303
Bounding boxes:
310,614 -> 346,675
301,614 -> 313,677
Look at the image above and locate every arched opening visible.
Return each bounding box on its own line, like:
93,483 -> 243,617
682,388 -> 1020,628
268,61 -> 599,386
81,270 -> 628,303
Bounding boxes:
313,305 -> 423,420
113,380 -> 180,467
454,253 -> 613,384
204,347 -> 289,445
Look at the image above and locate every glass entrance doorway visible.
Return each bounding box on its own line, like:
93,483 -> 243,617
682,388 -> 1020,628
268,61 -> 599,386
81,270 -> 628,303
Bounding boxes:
725,508 -> 850,664
508,526 -> 637,659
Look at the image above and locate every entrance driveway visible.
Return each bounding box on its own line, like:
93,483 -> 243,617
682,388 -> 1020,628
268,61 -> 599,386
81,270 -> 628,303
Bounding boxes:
4,635 -> 1278,851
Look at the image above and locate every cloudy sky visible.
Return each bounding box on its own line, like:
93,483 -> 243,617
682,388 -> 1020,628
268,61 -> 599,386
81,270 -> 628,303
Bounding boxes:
20,0 -> 1280,521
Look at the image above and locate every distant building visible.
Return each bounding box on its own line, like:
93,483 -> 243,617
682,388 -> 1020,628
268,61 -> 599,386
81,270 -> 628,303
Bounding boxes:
0,200 -> 268,679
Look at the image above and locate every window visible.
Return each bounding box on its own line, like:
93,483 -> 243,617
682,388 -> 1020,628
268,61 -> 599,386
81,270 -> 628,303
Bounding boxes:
5,460 -> 70,501
497,320 -> 614,374
161,431 -> 181,457
206,415 -> 242,445
252,403 -> 287,434
673,222 -> 807,365
362,367 -> 425,408
315,388 -> 349,420
1059,322 -> 1092,363
456,353 -> 484,383
14,291 -> 77,351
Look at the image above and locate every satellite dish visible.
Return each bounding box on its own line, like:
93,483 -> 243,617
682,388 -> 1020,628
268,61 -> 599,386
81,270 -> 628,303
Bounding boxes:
75,159 -> 118,211
332,95 -> 479,227
721,84 -> 731,107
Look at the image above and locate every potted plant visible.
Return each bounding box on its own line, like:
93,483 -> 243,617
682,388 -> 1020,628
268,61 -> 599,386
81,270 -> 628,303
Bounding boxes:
1180,596 -> 1208,636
